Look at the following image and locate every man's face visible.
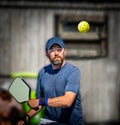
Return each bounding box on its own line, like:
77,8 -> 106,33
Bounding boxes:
46,44 -> 66,65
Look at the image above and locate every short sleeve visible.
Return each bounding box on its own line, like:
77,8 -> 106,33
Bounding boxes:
36,69 -> 45,98
65,68 -> 80,94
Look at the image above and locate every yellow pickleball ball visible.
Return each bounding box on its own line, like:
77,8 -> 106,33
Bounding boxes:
78,21 -> 90,33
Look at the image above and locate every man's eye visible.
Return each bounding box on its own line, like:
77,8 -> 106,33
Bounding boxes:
57,48 -> 62,52
51,49 -> 55,52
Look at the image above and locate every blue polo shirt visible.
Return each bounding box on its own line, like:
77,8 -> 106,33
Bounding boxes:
36,62 -> 84,125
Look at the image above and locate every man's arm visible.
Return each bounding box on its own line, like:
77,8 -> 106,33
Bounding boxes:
28,91 -> 76,108
48,92 -> 76,108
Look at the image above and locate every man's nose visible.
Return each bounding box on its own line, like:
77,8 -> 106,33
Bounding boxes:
54,50 -> 59,55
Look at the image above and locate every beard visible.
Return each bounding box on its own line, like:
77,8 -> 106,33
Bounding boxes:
50,56 -> 64,65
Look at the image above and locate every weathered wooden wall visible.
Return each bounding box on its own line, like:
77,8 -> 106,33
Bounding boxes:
0,6 -> 120,123
0,9 -> 54,73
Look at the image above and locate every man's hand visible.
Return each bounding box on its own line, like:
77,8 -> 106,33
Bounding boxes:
28,99 -> 39,109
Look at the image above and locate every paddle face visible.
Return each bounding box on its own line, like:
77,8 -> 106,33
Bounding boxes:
9,77 -> 30,103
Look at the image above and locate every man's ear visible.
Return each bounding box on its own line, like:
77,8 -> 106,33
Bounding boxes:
46,52 -> 49,57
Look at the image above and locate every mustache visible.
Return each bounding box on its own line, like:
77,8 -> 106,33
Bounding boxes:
53,56 -> 61,59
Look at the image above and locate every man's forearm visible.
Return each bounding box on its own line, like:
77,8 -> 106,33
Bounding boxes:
28,92 -> 76,109
48,96 -> 70,108
48,92 -> 76,108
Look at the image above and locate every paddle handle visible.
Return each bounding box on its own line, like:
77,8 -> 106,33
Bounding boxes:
33,106 -> 39,111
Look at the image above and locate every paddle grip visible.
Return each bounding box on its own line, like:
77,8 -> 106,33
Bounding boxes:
34,106 -> 39,111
